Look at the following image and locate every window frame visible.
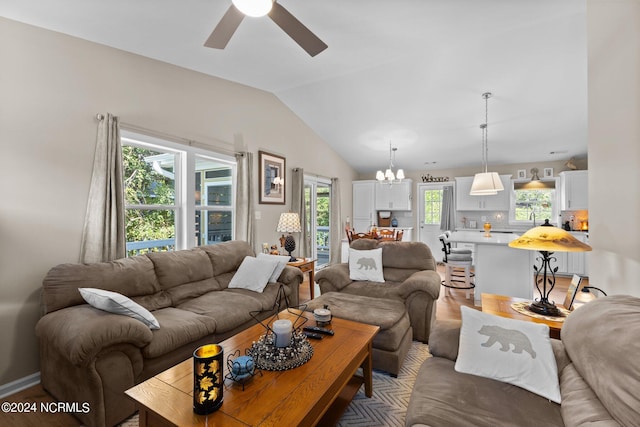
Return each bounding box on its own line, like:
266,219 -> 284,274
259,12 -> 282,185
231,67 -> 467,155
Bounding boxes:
121,130 -> 236,253
508,178 -> 559,226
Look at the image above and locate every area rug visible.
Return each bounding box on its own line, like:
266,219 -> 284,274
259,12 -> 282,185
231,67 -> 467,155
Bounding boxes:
118,342 -> 431,427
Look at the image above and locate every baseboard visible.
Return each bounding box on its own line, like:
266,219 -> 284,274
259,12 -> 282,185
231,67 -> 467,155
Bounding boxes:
0,372 -> 40,399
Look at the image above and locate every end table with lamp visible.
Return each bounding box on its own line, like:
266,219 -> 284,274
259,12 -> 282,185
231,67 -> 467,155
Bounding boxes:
288,258 -> 317,300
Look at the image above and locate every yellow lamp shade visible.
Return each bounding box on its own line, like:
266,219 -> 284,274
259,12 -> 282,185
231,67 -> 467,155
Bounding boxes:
508,226 -> 592,252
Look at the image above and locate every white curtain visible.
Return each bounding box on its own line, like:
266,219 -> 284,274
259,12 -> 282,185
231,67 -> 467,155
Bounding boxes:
80,113 -> 126,263
291,168 -> 309,258
329,177 -> 342,264
235,152 -> 254,247
440,185 -> 455,231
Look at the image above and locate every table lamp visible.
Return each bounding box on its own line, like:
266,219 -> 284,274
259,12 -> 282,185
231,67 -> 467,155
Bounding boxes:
277,212 -> 302,261
508,220 -> 592,316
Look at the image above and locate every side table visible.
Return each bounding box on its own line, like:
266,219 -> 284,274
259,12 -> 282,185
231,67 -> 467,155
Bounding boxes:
481,293 -> 564,339
288,258 -> 316,299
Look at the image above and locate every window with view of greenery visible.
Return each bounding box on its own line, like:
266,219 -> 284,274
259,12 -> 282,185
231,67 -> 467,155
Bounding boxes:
423,189 -> 443,225
122,133 -> 236,256
511,181 -> 556,225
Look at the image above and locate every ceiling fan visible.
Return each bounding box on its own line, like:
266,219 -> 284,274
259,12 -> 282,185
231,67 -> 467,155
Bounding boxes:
204,0 -> 328,57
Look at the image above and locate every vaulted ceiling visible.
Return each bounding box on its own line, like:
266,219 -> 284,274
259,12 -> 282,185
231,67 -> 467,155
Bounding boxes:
1,0 -> 588,174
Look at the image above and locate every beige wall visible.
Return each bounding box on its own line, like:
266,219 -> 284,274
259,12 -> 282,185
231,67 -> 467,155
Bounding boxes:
587,0 -> 640,296
0,17 -> 357,385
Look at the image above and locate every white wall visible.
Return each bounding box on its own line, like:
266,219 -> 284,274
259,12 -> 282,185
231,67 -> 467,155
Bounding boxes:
0,17 -> 357,385
587,0 -> 640,296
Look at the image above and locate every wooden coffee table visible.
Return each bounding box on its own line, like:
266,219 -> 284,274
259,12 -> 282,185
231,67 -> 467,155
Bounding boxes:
125,309 -> 379,427
481,293 -> 564,339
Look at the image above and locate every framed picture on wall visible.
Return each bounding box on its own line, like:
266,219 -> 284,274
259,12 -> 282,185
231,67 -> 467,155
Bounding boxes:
517,169 -> 526,179
544,167 -> 554,178
259,151 -> 286,204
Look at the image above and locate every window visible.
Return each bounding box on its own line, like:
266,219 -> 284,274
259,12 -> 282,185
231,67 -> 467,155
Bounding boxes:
510,180 -> 557,225
122,131 -> 236,256
423,189 -> 443,225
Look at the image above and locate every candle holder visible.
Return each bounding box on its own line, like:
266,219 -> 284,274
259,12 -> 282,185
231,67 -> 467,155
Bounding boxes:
224,349 -> 262,390
483,222 -> 492,237
193,344 -> 224,415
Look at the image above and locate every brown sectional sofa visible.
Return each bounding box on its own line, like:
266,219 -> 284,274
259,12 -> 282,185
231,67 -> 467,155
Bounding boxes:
35,241 -> 302,427
315,239 -> 441,342
406,295 -> 640,427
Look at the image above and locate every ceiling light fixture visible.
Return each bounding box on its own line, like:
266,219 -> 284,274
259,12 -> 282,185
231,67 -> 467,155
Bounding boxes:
470,92 -> 504,195
376,143 -> 405,183
232,0 -> 273,17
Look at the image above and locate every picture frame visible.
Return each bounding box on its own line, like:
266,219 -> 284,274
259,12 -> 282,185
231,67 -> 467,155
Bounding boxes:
544,167 -> 554,178
517,169 -> 526,179
258,151 -> 286,204
563,274 -> 582,310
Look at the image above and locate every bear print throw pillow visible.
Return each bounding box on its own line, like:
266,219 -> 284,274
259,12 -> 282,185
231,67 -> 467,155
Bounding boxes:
348,248 -> 384,283
455,306 -> 561,403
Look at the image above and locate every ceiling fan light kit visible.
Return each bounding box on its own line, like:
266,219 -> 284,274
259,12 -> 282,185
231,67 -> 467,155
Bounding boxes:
232,0 -> 273,17
470,92 -> 504,196
205,1 -> 328,57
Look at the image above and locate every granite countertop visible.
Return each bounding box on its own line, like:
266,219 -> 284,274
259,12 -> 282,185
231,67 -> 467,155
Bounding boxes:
449,230 -> 521,245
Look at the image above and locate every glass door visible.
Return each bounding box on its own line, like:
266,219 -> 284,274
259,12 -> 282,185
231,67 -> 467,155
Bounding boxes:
418,183 -> 452,262
305,176 -> 331,268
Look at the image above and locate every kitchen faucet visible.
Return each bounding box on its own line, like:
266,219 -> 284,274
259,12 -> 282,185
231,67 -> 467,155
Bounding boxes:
529,210 -> 537,226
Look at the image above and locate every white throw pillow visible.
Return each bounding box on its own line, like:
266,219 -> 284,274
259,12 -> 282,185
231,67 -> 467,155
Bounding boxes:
455,306 -> 561,403
229,256 -> 278,293
79,288 -> 160,330
257,253 -> 291,283
348,248 -> 384,283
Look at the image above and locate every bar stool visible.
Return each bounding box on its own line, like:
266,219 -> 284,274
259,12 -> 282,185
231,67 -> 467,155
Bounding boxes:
438,233 -> 475,299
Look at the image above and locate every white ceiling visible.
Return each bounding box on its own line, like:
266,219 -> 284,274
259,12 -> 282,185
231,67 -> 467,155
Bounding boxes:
0,0 -> 588,174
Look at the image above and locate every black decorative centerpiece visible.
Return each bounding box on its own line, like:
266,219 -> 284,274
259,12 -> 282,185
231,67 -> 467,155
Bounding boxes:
247,284 -> 313,371
193,344 -> 224,414
508,220 -> 592,316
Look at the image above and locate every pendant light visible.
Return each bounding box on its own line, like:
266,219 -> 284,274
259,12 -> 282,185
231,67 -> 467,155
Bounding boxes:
376,143 -> 404,183
470,92 -> 504,195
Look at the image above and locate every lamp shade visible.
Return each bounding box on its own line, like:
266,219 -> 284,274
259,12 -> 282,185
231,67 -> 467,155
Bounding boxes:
470,172 -> 503,195
508,226 -> 592,253
276,212 -> 302,233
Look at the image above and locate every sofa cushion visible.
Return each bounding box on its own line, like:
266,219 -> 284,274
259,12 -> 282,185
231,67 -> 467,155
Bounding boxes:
257,253 -> 290,282
560,363 -> 619,426
42,256 -> 161,314
200,241 -> 255,277
380,241 -> 436,271
229,256 -> 279,292
141,308 -> 217,358
79,288 -> 160,330
562,295 -> 640,426
406,357 -> 563,427
176,291 -> 263,334
227,283 -> 292,311
455,306 -> 561,403
146,249 -> 215,290
349,248 -> 384,282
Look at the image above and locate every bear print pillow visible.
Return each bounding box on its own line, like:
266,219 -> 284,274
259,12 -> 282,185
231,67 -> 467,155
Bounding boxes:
348,248 -> 384,283
455,306 -> 561,403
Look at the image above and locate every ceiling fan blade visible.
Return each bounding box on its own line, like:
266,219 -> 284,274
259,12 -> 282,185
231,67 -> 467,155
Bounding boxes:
269,3 -> 327,57
204,5 -> 245,49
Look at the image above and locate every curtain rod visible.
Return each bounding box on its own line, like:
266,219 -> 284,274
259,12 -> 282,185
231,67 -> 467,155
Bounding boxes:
95,113 -> 240,157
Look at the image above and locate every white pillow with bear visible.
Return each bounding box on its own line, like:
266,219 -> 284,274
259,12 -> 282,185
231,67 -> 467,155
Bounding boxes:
348,248 -> 384,283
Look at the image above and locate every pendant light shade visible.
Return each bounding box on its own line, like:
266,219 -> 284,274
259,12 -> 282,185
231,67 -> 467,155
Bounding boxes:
470,92 -> 503,195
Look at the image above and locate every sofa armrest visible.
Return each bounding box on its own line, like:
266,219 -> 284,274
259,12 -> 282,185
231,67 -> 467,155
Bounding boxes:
428,320 -> 461,361
278,266 -> 303,305
35,305 -> 153,367
397,270 -> 441,300
315,264 -> 352,293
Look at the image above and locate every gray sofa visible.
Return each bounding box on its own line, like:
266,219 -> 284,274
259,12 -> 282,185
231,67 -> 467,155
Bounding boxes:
406,295 -> 640,427
35,241 -> 302,427
315,239 -> 441,342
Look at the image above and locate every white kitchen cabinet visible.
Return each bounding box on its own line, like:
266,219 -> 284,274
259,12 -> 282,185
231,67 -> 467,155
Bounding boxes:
375,180 -> 412,211
547,233 -> 588,276
352,180 -> 376,232
455,175 -> 511,211
560,171 -> 588,210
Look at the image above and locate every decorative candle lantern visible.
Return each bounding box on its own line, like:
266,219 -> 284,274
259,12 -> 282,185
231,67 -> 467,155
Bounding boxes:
483,222 -> 492,237
193,344 -> 224,415
272,319 -> 293,348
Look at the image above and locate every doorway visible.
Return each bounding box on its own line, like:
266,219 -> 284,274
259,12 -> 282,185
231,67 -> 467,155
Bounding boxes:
304,176 -> 331,268
417,182 -> 454,262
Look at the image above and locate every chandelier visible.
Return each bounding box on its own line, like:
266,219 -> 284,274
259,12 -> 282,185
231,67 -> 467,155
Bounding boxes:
470,92 -> 504,195
376,143 -> 405,183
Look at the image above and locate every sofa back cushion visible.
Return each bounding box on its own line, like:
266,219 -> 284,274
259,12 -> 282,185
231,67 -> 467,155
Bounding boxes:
562,295 -> 640,426
42,256 -> 161,314
200,241 -> 255,278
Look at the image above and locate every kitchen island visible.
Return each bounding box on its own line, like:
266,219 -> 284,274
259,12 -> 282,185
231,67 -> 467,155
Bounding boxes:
449,231 -> 533,306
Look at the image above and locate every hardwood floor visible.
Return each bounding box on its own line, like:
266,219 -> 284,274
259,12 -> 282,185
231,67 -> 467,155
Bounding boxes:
2,266 -> 582,427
